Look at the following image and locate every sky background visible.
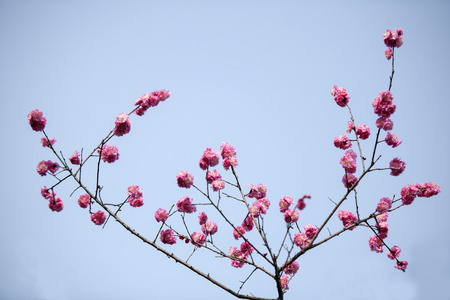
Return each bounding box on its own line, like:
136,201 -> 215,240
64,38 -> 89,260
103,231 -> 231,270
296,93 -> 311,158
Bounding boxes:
1,1 -> 449,300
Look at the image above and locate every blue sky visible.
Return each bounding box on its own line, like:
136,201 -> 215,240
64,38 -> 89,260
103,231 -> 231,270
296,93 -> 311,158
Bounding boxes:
1,1 -> 449,299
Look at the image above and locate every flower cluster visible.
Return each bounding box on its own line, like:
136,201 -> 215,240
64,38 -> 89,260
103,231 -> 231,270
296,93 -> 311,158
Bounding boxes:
69,151 -> 81,165
155,208 -> 168,222
36,160 -> 60,176
229,246 -> 247,268
134,89 -> 171,116
97,144 -> 119,163
220,142 -> 238,170
401,182 -> 440,205
78,194 -> 90,208
247,183 -> 267,199
337,210 -> 358,230
198,212 -> 218,236
376,197 -> 392,214
160,229 -> 177,245
331,85 -> 350,107
199,147 -> 220,170
383,28 -> 403,48
91,210 -> 106,225
191,232 -> 206,247
249,198 -> 270,218
113,112 -> 131,137
373,91 -> 396,118
355,124 -> 370,140
333,134 -> 352,150
176,170 -> 194,189
41,137 -> 56,148
41,186 -> 63,212
293,225 -> 318,249
206,169 -> 225,192
340,150 -> 357,174
283,261 -> 299,276
28,109 -> 47,132
389,158 -> 406,176
385,132 -> 402,148
127,185 -> 144,207
376,117 -> 393,131
176,196 -> 197,213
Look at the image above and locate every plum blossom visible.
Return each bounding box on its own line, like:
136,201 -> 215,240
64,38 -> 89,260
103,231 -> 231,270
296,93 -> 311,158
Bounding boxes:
385,132 -> 402,148
383,28 -> 404,48
373,91 -> 396,118
303,224 -> 318,239
206,169 -> 222,184
48,197 -> 64,212
242,216 -> 254,232
36,160 -> 49,176
198,212 -> 208,225
280,275 -> 290,291
247,183 -> 267,199
113,112 -> 131,137
377,213 -> 388,223
199,147 -> 220,170
293,232 -> 307,249
346,121 -> 354,133
127,185 -> 143,199
220,142 -> 238,170
377,222 -> 389,239
155,208 -> 168,222
211,179 -> 225,192
279,195 -> 293,213
28,109 -> 47,132
41,137 -> 56,148
400,184 -> 419,205
249,198 -> 270,218
91,210 -> 106,225
395,260 -> 408,271
176,170 -> 194,189
129,197 -> 144,207
342,174 -> 358,188
284,261 -> 300,276
190,232 -> 206,247
416,182 -> 441,198
355,124 -> 371,140
376,197 -> 392,214
368,235 -> 384,253
337,210 -> 358,230
78,194 -> 90,208
69,151 -> 81,165
176,196 -> 197,213
98,145 -> 119,163
283,209 -> 299,223
296,195 -> 310,210
233,226 -> 245,240
334,134 -> 352,150
201,220 -> 218,236
331,85 -> 350,107
160,229 -> 177,245
385,48 -> 393,60
340,149 -> 357,174
229,247 -> 246,268
134,89 -> 171,116
41,186 -> 55,200
387,246 -> 401,260
240,242 -> 254,257
389,157 -> 406,176
376,117 -> 394,131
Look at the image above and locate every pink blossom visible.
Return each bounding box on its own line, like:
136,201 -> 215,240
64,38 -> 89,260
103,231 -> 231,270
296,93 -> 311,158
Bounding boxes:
229,247 -> 246,268
97,145 -> 119,163
376,117 -> 394,131
201,220 -> 218,236
176,170 -> 194,189
91,210 -> 106,225
376,197 -> 392,214
222,156 -> 238,170
36,160 -> 49,176
372,91 -> 396,118
160,229 -> 177,245
206,169 -> 222,184
41,186 -> 54,199
303,224 -> 318,239
48,197 -> 64,212
355,124 -> 371,140
220,142 -> 236,159
27,109 -> 47,132
113,112 -> 131,137
342,174 -> 358,188
129,197 -> 144,207
385,132 -> 402,148
383,28 -> 404,48
199,147 -> 220,170
337,210 -> 358,230
47,160 -> 60,174
134,90 -> 171,116
247,183 -> 267,199
240,242 -> 254,256
368,235 -> 383,253
346,121 -> 354,133
233,226 -> 245,240
242,216 -> 254,232
401,184 -> 419,205
155,208 -> 168,222
385,48 -> 393,60
377,213 -> 388,223
389,158 -> 406,176
78,194 -> 90,208
69,151 -> 81,165
283,209 -> 299,223
387,246 -> 401,260
280,274 -> 290,291
198,212 -> 208,225
340,150 -> 357,174
41,137 -> 56,148
395,260 -> 408,271
333,134 -> 352,150
279,195 -> 293,213
296,195 -> 310,210
127,185 -> 143,199
377,222 -> 389,239
211,179 -> 225,192
284,261 -> 300,276
176,196 -> 197,213
293,232 -> 307,248
416,182 -> 441,198
190,232 -> 206,247
331,85 -> 350,107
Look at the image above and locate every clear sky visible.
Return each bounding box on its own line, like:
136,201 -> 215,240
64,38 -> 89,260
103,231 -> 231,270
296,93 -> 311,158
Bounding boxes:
1,1 -> 449,300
